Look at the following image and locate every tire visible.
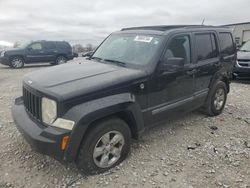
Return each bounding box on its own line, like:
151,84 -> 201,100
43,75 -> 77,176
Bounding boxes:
10,56 -> 24,69
54,56 -> 67,65
202,81 -> 227,116
76,118 -> 131,175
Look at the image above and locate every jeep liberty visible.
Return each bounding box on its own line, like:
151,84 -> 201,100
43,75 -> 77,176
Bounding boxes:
12,25 -> 236,174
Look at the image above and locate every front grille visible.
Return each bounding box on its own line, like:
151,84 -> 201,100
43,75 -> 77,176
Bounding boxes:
238,59 -> 250,62
239,63 -> 249,67
23,87 -> 42,121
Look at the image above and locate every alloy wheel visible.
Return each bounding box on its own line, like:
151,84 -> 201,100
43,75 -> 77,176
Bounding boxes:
11,58 -> 23,68
213,88 -> 225,110
93,131 -> 125,168
57,57 -> 66,64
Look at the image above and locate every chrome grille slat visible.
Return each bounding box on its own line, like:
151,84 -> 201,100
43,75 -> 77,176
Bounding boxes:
23,87 -> 42,121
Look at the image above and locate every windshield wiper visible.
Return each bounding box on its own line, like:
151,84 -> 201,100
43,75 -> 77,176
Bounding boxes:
239,49 -> 250,52
103,59 -> 127,67
91,56 -> 103,61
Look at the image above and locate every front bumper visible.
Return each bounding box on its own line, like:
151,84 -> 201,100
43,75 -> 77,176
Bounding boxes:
12,97 -> 71,161
0,56 -> 9,65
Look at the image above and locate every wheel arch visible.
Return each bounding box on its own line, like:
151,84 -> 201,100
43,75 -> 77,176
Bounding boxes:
83,110 -> 140,140
9,55 -> 25,62
209,72 -> 230,93
56,54 -> 67,60
63,93 -> 144,162
9,55 -> 26,68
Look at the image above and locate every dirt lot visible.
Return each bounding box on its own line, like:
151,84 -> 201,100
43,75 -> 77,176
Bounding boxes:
0,58 -> 250,188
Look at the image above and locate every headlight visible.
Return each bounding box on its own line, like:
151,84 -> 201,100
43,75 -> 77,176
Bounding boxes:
0,51 -> 5,57
42,97 -> 57,124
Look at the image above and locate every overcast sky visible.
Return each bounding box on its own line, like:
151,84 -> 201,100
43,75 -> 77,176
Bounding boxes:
0,0 -> 249,46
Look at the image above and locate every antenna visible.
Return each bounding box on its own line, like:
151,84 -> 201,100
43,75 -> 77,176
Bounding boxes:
201,18 -> 205,25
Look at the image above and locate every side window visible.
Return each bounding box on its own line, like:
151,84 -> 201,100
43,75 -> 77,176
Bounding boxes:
219,33 -> 234,55
30,43 -> 42,50
57,42 -> 70,50
164,35 -> 191,64
195,33 -> 218,62
44,42 -> 56,50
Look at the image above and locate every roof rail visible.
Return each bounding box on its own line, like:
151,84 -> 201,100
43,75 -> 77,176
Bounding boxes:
121,25 -> 226,32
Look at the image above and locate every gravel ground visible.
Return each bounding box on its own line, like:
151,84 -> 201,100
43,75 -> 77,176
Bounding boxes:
0,58 -> 250,188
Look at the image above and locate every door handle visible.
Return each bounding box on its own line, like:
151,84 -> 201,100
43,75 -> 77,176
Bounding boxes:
39,51 -> 44,53
186,69 -> 197,76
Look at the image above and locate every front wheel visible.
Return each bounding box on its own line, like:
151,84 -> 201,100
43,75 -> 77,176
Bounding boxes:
203,81 -> 227,116
10,57 -> 24,69
76,118 -> 131,175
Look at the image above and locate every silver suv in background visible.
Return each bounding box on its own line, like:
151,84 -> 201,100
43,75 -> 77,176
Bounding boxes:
233,40 -> 250,78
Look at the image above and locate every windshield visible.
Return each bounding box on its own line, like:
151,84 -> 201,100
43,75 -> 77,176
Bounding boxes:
92,33 -> 163,67
16,41 -> 31,49
240,40 -> 250,52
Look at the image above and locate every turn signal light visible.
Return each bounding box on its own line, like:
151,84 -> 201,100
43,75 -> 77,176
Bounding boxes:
61,136 -> 69,151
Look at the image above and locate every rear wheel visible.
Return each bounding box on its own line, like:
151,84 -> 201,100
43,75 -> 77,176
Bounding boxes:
54,56 -> 67,65
76,118 -> 131,175
10,56 -> 24,68
202,81 -> 227,116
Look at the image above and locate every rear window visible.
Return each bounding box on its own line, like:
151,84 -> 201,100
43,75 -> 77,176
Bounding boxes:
219,33 -> 234,55
195,33 -> 218,62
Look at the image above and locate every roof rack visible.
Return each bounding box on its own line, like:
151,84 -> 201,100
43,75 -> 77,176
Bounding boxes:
121,25 -> 226,32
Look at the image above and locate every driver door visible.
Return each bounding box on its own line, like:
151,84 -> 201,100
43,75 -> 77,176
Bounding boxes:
145,34 -> 197,126
26,42 -> 44,63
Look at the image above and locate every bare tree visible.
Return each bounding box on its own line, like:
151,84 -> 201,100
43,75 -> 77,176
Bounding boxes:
72,44 -> 85,53
85,43 -> 93,52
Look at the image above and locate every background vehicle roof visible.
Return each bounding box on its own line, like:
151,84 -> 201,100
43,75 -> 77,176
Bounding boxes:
32,40 -> 70,43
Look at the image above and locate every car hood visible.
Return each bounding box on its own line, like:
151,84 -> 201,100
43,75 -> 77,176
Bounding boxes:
5,48 -> 25,54
237,51 -> 250,60
23,60 -> 147,101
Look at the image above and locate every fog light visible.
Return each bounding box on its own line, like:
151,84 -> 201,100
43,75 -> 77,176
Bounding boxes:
52,118 -> 75,130
61,136 -> 69,151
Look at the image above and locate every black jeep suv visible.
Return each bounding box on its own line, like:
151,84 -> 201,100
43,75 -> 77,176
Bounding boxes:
0,40 -> 74,68
12,25 -> 236,174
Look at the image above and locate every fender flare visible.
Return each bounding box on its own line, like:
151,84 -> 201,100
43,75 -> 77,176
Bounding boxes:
62,93 -> 144,161
208,71 -> 230,93
9,55 -> 26,63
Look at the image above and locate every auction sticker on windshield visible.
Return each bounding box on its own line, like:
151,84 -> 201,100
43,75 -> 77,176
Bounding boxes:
134,36 -> 153,43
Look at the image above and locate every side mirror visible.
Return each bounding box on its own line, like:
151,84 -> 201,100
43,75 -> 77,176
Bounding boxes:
27,47 -> 32,51
166,57 -> 185,66
160,57 -> 185,71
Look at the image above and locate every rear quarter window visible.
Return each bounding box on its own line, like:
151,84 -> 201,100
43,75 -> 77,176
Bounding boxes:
219,33 -> 235,55
56,42 -> 71,50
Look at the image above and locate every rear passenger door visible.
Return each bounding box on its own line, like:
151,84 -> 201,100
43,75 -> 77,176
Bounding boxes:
218,32 -> 236,71
192,32 -> 220,97
43,42 -> 57,62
